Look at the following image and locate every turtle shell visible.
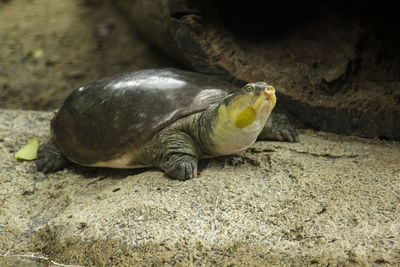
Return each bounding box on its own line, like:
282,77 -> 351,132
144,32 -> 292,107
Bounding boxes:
51,68 -> 235,164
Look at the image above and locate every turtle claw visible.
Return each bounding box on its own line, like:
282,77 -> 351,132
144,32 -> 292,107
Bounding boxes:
36,139 -> 71,174
279,129 -> 299,143
160,154 -> 198,181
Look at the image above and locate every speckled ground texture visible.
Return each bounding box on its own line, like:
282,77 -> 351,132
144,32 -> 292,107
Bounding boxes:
0,109 -> 399,266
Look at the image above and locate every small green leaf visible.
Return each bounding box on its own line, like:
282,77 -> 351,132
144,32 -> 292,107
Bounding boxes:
15,137 -> 38,160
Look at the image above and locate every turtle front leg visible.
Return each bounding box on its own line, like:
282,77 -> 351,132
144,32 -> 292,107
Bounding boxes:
159,153 -> 198,181
258,113 -> 299,142
141,130 -> 200,181
159,131 -> 200,180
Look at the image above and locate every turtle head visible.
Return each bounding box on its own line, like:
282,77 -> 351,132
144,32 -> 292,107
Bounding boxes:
209,82 -> 276,155
218,82 -> 276,129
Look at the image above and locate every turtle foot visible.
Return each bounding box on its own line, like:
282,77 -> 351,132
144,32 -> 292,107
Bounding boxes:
36,139 -> 71,174
160,154 -> 198,181
258,113 -> 299,142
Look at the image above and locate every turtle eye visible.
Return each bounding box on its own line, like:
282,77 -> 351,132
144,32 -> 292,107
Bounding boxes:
244,84 -> 255,93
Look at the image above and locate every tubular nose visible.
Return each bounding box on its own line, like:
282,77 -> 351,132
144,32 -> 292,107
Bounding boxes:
263,86 -> 275,99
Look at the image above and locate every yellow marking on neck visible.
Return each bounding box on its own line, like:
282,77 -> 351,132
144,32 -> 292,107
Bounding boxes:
234,107 -> 256,128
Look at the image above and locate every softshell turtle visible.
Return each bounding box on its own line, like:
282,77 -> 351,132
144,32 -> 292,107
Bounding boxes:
37,68 -> 298,180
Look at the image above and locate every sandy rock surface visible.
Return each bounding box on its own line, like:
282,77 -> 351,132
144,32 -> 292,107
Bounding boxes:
0,0 -> 180,111
0,109 -> 399,266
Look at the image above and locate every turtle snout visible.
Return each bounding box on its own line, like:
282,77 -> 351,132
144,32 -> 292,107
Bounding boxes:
264,85 -> 276,114
263,86 -> 275,99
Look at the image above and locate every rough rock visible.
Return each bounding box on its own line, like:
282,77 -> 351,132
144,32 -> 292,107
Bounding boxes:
0,109 -> 399,266
116,0 -> 400,140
